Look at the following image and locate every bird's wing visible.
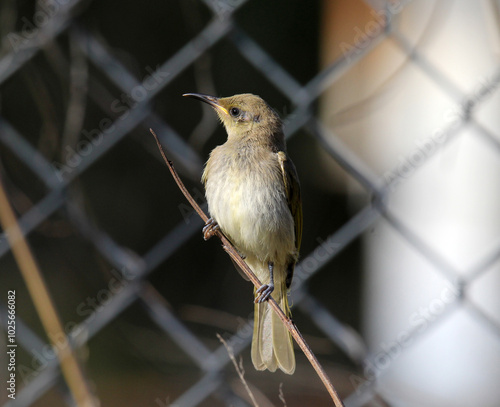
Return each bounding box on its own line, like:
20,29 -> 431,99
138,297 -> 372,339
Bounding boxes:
277,151 -> 302,254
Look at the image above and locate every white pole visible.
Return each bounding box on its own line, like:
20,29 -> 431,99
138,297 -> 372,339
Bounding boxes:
321,1 -> 500,405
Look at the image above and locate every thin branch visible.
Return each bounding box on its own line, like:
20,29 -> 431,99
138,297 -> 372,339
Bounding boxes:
217,333 -> 260,407
0,174 -> 97,407
279,383 -> 287,407
151,128 -> 345,407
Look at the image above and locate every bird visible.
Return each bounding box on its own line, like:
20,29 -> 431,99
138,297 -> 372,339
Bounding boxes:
183,92 -> 302,374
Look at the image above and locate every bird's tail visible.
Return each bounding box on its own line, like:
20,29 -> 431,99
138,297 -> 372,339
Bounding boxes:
251,277 -> 295,374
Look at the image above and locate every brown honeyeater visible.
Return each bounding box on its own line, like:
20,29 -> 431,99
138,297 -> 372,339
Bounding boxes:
183,93 -> 302,375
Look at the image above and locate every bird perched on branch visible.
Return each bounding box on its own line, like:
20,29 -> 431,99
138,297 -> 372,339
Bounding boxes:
183,92 -> 302,374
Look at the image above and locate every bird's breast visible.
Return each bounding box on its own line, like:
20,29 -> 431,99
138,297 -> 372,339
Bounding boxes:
203,146 -> 295,263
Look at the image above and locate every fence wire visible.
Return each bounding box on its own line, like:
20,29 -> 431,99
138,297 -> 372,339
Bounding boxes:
1,1 -> 500,406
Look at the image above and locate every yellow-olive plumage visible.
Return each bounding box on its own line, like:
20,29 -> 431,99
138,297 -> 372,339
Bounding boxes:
184,93 -> 302,374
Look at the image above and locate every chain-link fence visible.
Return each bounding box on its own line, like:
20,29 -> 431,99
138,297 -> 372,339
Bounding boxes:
1,0 -> 500,406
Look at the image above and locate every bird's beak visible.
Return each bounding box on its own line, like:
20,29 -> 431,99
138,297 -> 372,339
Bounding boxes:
183,93 -> 229,115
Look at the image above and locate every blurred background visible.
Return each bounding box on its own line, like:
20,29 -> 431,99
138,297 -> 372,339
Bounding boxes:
1,0 -> 500,406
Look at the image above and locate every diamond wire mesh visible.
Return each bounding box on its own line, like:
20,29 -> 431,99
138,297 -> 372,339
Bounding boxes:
0,0 -> 499,406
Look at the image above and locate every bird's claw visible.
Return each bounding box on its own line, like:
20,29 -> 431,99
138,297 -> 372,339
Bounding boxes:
255,284 -> 274,303
202,217 -> 219,240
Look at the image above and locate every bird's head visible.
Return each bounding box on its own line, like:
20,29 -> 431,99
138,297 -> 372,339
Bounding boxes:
183,93 -> 283,144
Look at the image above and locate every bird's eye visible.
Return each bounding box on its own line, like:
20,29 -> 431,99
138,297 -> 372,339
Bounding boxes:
229,107 -> 240,117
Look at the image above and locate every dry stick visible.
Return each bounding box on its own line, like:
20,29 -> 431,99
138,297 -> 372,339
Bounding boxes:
278,382 -> 287,407
0,175 -> 96,407
151,128 -> 345,407
217,333 -> 260,407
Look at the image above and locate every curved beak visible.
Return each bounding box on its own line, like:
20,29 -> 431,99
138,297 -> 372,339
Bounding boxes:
183,93 -> 228,115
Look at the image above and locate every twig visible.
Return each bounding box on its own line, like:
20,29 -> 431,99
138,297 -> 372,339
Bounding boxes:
217,333 -> 259,407
151,128 -> 345,407
278,383 -> 287,407
0,174 -> 97,407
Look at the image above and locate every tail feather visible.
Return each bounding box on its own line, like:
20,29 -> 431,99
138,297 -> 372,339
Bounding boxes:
251,283 -> 295,374
272,294 -> 295,373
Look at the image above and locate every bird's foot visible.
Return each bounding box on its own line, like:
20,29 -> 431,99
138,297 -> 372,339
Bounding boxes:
202,217 -> 220,241
255,283 -> 274,303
